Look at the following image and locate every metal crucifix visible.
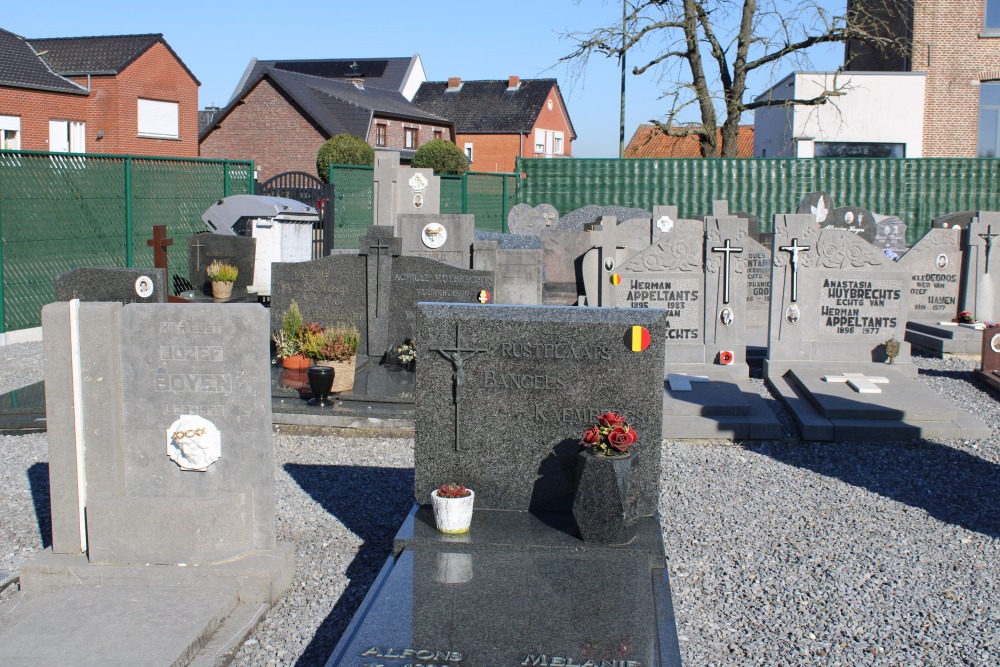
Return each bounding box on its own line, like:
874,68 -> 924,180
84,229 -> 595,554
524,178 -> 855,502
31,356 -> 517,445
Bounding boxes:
711,238 -> 744,304
979,224 -> 998,274
778,237 -> 810,303
432,322 -> 487,452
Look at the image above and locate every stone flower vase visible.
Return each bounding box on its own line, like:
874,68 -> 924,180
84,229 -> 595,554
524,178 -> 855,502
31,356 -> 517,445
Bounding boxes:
211,280 -> 234,299
572,449 -> 640,545
431,489 -> 475,534
318,355 -> 356,393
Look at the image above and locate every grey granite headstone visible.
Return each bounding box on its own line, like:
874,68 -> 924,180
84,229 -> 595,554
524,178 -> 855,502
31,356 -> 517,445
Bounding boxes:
187,233 -> 256,295
399,213 -> 475,269
558,205 -> 651,231
360,226 -> 402,356
507,203 -> 559,235
472,240 -> 543,304
932,210 -> 977,231
415,303 -> 665,514
373,153 -> 440,230
539,228 -> 593,305
897,227 -> 962,322
580,216 -> 659,308
962,215 -> 1000,322
744,236 -> 773,342
55,267 -> 167,304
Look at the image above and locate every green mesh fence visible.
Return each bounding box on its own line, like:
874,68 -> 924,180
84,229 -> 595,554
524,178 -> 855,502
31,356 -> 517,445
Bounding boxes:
465,172 -> 517,233
330,165 -> 374,250
516,157 -> 1000,243
441,176 -> 462,214
0,151 -> 252,332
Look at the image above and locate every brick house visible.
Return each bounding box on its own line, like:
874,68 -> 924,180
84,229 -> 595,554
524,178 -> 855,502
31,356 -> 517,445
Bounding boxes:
0,29 -> 200,157
199,57 -> 452,180
625,124 -> 754,158
411,77 -> 576,173
843,0 -> 1000,157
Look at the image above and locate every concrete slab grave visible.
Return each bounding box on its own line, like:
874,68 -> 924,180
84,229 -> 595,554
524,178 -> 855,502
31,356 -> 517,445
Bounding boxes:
765,214 -> 991,441
0,301 -> 293,667
323,303 -> 681,667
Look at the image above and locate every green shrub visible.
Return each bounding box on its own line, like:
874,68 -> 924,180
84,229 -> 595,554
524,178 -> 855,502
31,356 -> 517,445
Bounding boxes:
411,139 -> 468,175
316,134 -> 375,181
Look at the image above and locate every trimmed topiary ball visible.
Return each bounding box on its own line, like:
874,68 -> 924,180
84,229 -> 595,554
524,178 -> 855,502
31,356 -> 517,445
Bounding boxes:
316,134 -> 375,182
411,139 -> 469,175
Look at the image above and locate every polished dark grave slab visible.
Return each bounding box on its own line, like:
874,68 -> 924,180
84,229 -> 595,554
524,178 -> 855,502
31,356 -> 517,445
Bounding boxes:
271,357 -> 415,430
0,381 -> 46,434
325,506 -> 682,667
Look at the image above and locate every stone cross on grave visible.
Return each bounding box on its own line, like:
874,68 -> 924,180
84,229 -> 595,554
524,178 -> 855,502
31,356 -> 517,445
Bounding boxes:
711,238 -> 744,305
822,372 -> 890,394
432,322 -> 487,451
979,225 -> 998,274
588,218 -> 626,307
147,225 -> 174,271
359,226 -> 401,356
778,237 -> 810,303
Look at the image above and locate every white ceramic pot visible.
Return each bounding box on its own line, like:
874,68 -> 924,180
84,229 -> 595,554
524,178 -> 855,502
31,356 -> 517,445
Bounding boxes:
430,489 -> 475,534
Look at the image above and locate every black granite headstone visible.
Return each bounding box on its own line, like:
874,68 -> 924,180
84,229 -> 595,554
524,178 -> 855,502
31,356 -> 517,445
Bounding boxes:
187,233 -> 256,295
54,267 -> 167,304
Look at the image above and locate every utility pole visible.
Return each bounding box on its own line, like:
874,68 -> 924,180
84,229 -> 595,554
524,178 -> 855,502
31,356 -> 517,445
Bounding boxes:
619,0 -> 627,158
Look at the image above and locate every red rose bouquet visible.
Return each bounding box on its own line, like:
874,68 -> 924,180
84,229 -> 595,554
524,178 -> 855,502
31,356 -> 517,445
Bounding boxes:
581,411 -> 637,457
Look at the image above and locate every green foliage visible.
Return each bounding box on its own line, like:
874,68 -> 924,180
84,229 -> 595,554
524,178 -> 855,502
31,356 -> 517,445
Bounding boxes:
281,300 -> 304,340
316,134 -> 375,181
205,260 -> 238,283
411,139 -> 468,175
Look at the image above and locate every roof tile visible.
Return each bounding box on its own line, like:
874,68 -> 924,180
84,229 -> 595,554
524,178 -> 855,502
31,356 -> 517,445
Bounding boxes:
625,124 -> 754,158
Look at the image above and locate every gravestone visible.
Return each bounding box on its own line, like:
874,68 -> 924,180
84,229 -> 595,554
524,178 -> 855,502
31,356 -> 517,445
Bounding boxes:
472,239 -> 543,304
932,210 -> 977,231
373,153 -> 440,231
2,301 -> 293,666
700,200 -> 763,243
558,204 -> 651,231
764,214 -> 990,440
797,192 -> 878,243
899,227 -> 970,355
580,215 -> 663,308
323,303 -> 681,667
270,226 -> 494,359
54,267 -> 166,304
974,327 -> 1000,391
961,215 -> 1000,322
507,202 -> 558,235
872,214 -> 908,256
539,228 -> 593,305
398,213 -> 475,269
187,232 -> 256,295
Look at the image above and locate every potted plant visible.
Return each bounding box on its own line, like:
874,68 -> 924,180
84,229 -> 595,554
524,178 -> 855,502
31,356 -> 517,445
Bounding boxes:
303,322 -> 361,393
430,483 -> 475,534
572,411 -> 640,545
272,300 -> 310,370
206,260 -> 238,299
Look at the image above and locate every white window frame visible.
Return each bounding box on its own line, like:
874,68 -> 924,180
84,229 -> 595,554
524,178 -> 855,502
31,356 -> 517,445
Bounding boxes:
49,119 -> 86,153
1,115 -> 20,150
464,142 -> 474,162
137,98 -> 179,139
404,127 -> 417,149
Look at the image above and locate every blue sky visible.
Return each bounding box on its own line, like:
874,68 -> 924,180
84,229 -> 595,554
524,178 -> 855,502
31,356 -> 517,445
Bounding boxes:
5,0 -> 846,158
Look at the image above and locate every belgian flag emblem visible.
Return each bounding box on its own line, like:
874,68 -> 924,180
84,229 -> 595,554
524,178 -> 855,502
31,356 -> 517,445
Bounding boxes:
629,325 -> 650,352
610,273 -> 622,286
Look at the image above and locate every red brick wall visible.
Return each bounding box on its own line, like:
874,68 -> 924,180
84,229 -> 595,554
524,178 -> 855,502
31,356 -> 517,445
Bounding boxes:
0,41 -> 198,157
199,79 -> 327,181
911,1 -> 1000,157
456,84 -> 575,173
366,117 -> 453,151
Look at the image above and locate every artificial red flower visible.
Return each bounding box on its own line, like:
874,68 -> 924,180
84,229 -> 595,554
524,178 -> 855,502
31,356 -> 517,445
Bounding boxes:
582,424 -> 602,446
607,426 -> 636,451
597,411 -> 626,428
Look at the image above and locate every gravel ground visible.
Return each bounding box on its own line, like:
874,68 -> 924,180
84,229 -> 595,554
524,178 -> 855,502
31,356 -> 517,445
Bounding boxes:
1,340 -> 997,666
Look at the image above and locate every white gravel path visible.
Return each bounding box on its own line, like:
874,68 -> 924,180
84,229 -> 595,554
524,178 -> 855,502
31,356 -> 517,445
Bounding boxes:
1,340 -> 997,666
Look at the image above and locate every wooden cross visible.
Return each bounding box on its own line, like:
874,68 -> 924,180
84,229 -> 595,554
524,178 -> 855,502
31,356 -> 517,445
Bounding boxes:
778,237 -> 810,303
711,238 -> 744,305
979,224 -> 998,274
432,322 -> 487,451
147,225 -> 174,271
822,373 -> 890,394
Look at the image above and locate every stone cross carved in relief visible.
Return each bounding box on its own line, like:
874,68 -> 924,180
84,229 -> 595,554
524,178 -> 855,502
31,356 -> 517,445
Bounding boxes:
710,238 -> 744,305
432,322 -> 487,452
979,224 -> 998,274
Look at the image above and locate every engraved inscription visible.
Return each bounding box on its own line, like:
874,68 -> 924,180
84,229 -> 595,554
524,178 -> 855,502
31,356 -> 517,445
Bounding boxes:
499,342 -> 612,361
818,278 -> 902,337
164,404 -> 225,418
360,646 -> 463,665
159,345 -> 224,362
908,272 -> 958,314
745,250 -> 771,307
616,276 -> 700,341
522,654 -> 640,667
394,274 -> 482,284
159,321 -> 222,334
494,403 -> 648,427
154,373 -> 232,395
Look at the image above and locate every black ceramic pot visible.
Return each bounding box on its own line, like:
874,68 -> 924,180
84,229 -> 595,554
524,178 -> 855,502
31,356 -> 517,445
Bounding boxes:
572,448 -> 640,545
307,365 -> 335,407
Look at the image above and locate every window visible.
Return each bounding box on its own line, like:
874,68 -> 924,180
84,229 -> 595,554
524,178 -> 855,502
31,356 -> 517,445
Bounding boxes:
988,0 -> 1000,30
49,120 -> 86,153
137,99 -> 179,139
375,124 -> 387,147
979,82 -> 1000,157
433,130 -> 443,141
404,127 -> 418,149
553,134 -> 563,155
534,129 -> 565,156
0,115 -> 20,150
813,142 -> 905,158
464,143 -> 474,162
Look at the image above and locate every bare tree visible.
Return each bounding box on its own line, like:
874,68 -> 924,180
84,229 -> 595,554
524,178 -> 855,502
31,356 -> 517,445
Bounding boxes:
562,1 -> 910,157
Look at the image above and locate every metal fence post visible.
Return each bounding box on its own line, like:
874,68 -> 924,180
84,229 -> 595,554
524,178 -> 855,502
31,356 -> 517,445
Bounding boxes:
224,161 -> 231,197
125,156 -> 133,267
501,174 -> 508,233
323,182 -> 335,254
462,173 -> 469,214
0,196 -> 5,334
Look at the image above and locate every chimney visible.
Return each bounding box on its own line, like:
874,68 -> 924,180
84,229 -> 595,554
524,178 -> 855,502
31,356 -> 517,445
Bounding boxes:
507,75 -> 520,90
447,77 -> 462,90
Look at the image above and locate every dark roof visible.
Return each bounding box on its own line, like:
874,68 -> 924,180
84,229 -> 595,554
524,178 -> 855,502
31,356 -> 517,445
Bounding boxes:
27,33 -> 199,83
229,56 -> 416,104
0,28 -> 87,94
201,68 -> 450,142
411,78 -> 575,137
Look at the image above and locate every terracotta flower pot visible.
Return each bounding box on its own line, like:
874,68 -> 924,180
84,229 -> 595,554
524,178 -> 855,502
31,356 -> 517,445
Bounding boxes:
280,354 -> 311,370
317,355 -> 357,393
211,280 -> 234,299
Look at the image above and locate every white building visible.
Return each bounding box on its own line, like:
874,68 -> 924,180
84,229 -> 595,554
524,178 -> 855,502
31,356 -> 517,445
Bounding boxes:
753,71 -> 926,158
